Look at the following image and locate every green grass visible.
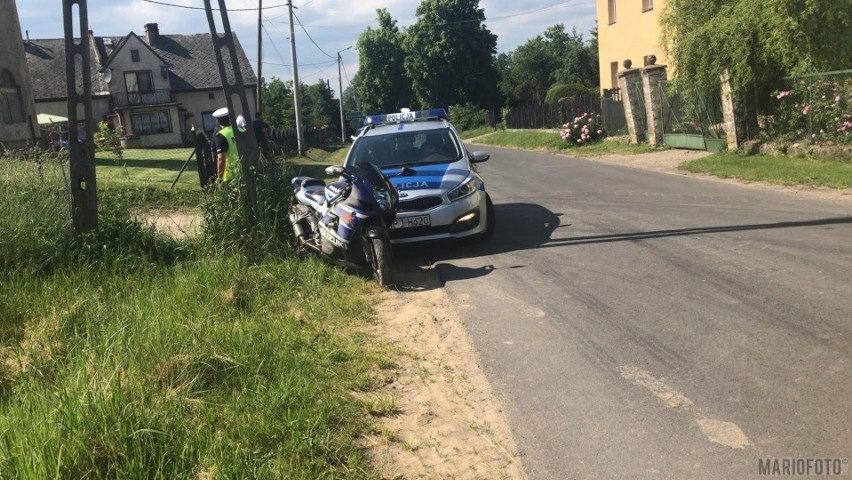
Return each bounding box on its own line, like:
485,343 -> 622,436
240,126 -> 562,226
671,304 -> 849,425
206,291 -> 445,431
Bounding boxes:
96,148 -> 202,208
1,149 -> 394,478
472,129 -> 665,156
679,152 -> 852,189
459,126 -> 496,140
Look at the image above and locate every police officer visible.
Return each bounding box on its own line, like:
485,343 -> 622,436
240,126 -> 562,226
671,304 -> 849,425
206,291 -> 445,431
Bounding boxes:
212,107 -> 239,182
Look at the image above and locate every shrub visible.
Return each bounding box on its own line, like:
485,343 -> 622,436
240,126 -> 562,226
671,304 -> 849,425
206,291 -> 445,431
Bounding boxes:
560,113 -> 605,146
200,163 -> 295,261
546,83 -> 594,105
766,75 -> 852,145
449,103 -> 489,131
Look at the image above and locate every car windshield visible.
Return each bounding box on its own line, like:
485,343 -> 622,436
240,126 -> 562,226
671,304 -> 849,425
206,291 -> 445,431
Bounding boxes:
348,127 -> 463,169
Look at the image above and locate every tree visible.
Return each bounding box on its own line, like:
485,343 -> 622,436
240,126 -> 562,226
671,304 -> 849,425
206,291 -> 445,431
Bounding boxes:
403,0 -> 499,109
660,0 -> 852,98
354,9 -> 413,114
497,24 -> 599,106
260,77 -> 292,128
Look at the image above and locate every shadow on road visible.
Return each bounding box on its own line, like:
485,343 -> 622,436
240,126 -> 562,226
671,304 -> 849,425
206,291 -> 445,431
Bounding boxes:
389,201 -> 852,290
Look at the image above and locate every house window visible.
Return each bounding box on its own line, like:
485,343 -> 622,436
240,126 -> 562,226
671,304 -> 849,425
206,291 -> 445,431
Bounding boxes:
208,91 -> 215,100
608,0 -> 617,24
125,71 -> 154,94
131,49 -> 140,62
0,70 -> 26,125
610,62 -> 619,88
130,110 -> 172,135
643,0 -> 653,11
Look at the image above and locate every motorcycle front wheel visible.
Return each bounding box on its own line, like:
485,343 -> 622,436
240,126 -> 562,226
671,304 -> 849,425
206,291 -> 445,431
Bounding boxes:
366,233 -> 392,287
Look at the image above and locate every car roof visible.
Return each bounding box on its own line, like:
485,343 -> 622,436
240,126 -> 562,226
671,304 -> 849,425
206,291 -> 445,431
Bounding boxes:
360,119 -> 454,137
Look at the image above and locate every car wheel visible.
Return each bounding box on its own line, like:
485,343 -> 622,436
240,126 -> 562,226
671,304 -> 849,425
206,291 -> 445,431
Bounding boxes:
474,193 -> 495,243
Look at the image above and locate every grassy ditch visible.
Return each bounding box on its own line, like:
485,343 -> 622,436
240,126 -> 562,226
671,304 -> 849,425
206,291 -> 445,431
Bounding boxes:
679,152 -> 852,189
471,129 -> 665,156
0,150 -> 392,478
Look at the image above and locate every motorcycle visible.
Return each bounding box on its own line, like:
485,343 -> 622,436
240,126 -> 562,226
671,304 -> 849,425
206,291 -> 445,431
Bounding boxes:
289,163 -> 399,286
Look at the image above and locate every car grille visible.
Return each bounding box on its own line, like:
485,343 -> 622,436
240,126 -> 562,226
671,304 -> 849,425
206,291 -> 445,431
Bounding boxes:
397,196 -> 443,212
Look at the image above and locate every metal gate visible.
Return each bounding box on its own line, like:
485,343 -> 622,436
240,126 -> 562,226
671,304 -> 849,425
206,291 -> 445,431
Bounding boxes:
601,88 -> 627,135
661,81 -> 726,151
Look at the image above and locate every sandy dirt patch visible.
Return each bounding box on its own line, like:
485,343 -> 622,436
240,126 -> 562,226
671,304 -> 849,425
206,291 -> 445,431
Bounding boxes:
364,261 -> 525,480
137,208 -> 202,238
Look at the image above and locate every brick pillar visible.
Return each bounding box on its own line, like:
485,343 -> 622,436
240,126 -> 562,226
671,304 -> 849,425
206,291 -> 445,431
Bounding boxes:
617,68 -> 644,143
720,69 -> 745,150
641,64 -> 667,145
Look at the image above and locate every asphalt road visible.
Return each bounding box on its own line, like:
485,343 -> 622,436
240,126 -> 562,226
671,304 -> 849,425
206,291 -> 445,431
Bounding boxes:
396,146 -> 852,479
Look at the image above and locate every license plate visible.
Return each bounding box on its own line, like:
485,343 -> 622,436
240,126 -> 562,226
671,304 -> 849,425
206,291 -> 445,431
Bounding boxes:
391,215 -> 431,229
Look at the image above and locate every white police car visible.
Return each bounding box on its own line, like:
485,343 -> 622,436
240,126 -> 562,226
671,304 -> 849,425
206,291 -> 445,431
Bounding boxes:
344,108 -> 494,244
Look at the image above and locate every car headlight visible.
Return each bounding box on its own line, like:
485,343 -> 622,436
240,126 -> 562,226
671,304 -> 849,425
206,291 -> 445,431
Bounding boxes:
447,176 -> 478,202
374,189 -> 392,212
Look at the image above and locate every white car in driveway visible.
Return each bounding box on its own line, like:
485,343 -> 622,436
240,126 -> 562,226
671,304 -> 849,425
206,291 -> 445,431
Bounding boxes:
344,108 -> 495,244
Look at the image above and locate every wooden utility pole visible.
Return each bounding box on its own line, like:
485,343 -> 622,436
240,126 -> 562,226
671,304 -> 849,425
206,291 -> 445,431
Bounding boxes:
63,0 -> 97,234
287,0 -> 304,155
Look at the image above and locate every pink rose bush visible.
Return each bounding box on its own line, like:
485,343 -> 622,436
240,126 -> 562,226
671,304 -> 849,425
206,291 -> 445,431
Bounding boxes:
769,76 -> 851,145
560,113 -> 605,147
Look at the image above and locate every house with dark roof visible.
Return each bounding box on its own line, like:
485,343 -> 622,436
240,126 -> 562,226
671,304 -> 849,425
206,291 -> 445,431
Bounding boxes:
1,0 -> 37,149
24,23 -> 257,148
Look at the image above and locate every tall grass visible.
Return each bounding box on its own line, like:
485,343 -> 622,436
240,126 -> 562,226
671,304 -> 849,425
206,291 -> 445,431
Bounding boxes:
0,149 -> 390,478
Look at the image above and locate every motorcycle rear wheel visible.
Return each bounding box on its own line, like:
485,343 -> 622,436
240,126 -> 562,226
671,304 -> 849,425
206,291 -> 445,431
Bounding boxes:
368,234 -> 392,287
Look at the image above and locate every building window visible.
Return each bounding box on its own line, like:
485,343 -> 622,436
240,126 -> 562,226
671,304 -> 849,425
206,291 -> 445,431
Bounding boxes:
130,110 -> 172,135
125,71 -> 154,94
208,91 -> 215,100
610,62 -> 619,88
608,0 -> 617,24
643,0 -> 653,11
131,49 -> 140,62
0,70 -> 26,125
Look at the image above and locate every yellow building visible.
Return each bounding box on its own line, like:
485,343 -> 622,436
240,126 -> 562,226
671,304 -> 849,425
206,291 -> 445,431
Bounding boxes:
596,0 -> 669,91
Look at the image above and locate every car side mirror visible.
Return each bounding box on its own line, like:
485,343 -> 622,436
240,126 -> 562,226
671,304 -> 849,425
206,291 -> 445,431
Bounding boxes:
325,165 -> 346,177
471,151 -> 490,163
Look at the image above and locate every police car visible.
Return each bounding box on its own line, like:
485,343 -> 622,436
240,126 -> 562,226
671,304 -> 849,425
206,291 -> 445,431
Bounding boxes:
344,108 -> 494,244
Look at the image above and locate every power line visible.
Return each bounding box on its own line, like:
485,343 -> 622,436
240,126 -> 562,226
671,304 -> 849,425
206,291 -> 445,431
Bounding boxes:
266,0 -> 594,30
292,11 -> 335,58
142,0 -> 285,11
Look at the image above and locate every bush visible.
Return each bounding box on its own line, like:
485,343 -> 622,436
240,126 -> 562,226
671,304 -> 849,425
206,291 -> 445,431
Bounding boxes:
546,83 -> 594,105
200,163 -> 295,261
766,75 -> 852,145
560,113 -> 605,146
449,103 -> 489,131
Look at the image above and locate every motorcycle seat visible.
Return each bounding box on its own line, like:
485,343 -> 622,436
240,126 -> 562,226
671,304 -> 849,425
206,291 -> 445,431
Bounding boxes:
292,176 -> 326,188
302,186 -> 327,206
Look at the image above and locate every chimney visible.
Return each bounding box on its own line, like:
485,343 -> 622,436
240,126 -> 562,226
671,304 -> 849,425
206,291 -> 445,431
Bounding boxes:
144,23 -> 159,45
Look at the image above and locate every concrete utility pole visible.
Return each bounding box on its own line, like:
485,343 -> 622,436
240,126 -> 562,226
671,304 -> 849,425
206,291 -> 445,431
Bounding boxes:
287,0 -> 304,155
203,0 -> 261,218
337,45 -> 352,144
256,0 -> 262,114
63,0 -> 98,234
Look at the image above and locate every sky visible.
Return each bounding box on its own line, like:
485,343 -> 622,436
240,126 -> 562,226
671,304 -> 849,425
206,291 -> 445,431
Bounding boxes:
15,0 -> 597,96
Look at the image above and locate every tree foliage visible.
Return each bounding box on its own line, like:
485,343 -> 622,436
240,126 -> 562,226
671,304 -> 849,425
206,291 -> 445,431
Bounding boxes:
260,77 -> 339,130
403,0 -> 499,109
354,9 -> 413,114
497,24 -> 598,106
660,0 -> 852,98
